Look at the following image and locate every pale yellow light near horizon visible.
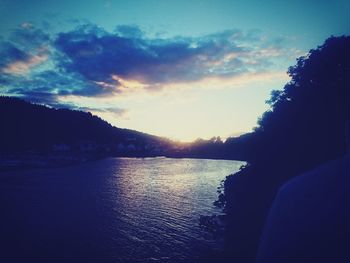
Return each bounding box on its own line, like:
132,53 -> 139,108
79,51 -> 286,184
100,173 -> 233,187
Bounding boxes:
58,71 -> 290,142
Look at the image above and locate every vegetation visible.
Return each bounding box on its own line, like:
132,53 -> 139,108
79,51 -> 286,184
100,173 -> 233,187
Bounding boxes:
223,36 -> 350,262
0,96 -> 250,164
1,35 -> 349,262
0,96 -> 177,169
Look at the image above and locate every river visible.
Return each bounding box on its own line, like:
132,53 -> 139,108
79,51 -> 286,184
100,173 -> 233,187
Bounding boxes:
0,157 -> 243,263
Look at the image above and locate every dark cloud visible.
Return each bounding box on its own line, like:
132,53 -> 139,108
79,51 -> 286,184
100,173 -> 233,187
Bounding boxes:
2,69 -> 114,98
0,26 -> 51,77
1,23 -> 290,109
9,90 -> 67,108
0,42 -> 30,68
53,25 -> 289,88
54,26 -> 250,85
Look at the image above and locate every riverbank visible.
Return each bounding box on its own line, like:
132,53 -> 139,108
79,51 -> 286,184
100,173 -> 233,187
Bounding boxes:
220,164 -> 287,263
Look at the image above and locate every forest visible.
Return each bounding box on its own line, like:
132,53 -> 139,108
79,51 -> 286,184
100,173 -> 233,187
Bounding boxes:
222,35 -> 350,263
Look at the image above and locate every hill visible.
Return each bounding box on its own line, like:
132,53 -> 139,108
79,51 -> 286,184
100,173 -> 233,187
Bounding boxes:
0,96 -> 176,169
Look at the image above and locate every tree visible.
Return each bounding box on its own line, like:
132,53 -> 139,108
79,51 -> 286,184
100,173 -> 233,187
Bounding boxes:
251,36 -> 350,170
223,36 -> 350,263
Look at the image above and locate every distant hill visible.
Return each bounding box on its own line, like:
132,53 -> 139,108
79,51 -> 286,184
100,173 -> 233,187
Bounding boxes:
0,96 -> 180,168
0,96 -> 248,169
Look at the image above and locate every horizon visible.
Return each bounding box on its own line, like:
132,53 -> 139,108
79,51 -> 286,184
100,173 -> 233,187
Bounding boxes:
1,0 -> 349,141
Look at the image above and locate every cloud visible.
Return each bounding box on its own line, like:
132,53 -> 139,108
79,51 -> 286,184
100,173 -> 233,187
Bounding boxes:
1,23 -> 295,110
53,26 -> 291,90
78,106 -> 127,117
0,25 -> 51,75
115,25 -> 143,38
7,89 -> 66,108
20,22 -> 33,29
0,43 -> 30,69
9,25 -> 51,50
3,69 -> 114,98
2,52 -> 48,75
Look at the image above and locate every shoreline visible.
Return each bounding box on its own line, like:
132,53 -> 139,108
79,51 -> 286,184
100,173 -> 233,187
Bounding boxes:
0,153 -> 244,172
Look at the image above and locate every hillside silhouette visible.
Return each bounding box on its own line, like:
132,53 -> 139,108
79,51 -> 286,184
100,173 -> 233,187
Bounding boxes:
0,97 -> 177,168
222,35 -> 350,262
0,95 -> 251,170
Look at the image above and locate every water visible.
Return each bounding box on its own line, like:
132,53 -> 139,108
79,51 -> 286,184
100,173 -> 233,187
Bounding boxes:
0,157 -> 243,263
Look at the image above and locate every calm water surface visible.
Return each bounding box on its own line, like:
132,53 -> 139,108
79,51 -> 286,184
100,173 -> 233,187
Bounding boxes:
0,158 -> 243,263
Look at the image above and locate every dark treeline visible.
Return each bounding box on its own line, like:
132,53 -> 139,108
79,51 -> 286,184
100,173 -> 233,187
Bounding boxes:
168,136 -> 249,161
0,97 -> 177,168
0,96 -> 249,166
222,36 -> 350,262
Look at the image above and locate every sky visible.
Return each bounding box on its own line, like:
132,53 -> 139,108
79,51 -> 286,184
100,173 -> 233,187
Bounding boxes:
0,0 -> 349,141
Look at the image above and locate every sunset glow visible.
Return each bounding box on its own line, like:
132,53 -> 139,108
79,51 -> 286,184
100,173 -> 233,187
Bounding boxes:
1,0 -> 349,141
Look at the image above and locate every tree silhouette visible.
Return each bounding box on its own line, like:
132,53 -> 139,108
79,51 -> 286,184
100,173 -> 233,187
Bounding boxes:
254,36 -> 350,170
0,96 -> 174,158
223,36 -> 350,263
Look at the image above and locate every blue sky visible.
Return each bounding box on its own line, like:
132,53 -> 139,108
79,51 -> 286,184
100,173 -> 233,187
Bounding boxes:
1,0 -> 349,141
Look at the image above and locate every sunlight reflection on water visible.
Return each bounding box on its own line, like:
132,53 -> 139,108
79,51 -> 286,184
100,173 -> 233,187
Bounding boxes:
0,158 -> 243,263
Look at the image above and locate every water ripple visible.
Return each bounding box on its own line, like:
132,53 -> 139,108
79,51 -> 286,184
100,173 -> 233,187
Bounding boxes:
0,158 -> 243,262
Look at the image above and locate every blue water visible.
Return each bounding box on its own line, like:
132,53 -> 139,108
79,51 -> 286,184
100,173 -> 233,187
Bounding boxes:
0,158 -> 243,263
